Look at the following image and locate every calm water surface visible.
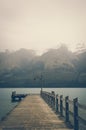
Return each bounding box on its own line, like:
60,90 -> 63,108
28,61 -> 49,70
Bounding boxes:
0,88 -> 86,120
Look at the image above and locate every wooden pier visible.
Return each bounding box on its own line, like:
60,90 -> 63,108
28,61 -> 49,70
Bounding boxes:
0,91 -> 86,130
0,95 -> 73,130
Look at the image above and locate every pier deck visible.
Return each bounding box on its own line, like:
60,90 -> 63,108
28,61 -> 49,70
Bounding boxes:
0,95 -> 73,130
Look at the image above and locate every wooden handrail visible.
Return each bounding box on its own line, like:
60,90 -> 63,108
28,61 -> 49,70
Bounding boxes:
41,91 -> 86,130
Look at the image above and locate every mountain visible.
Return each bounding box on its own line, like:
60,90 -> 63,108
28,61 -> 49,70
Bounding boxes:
0,46 -> 86,88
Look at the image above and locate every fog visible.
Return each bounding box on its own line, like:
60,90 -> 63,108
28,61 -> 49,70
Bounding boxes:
0,0 -> 86,54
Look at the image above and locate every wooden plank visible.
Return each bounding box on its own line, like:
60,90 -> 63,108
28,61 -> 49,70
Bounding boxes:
0,95 -> 73,130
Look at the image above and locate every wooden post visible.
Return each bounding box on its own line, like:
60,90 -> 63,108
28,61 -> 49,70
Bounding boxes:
48,94 -> 50,105
46,93 -> 48,103
51,96 -> 53,108
65,96 -> 69,122
50,95 -> 52,107
55,94 -> 58,113
53,95 -> 55,110
40,87 -> 42,95
60,95 -> 63,116
47,94 -> 49,104
73,98 -> 79,130
52,92 -> 55,110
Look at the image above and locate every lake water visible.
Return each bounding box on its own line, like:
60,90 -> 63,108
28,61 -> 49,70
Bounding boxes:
0,88 -> 86,121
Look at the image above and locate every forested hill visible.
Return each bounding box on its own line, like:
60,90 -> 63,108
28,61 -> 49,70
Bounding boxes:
0,47 -> 86,88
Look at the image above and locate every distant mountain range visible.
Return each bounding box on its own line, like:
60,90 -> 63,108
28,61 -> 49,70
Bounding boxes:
0,46 -> 86,88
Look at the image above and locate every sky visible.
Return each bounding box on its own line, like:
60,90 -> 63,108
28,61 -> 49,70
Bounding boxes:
0,0 -> 86,54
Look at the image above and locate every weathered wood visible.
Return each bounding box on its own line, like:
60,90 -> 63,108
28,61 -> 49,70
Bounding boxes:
41,91 -> 86,130
65,96 -> 69,122
60,95 -> 63,117
0,95 -> 73,130
55,94 -> 58,113
73,98 -> 79,130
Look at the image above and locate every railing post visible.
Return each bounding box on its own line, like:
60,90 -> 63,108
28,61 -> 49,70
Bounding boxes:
65,96 -> 69,122
51,91 -> 55,109
60,95 -> 63,116
40,88 -> 42,96
48,94 -> 50,106
55,94 -> 58,113
73,98 -> 79,130
51,96 -> 53,108
53,94 -> 55,110
48,93 -> 51,106
49,95 -> 52,107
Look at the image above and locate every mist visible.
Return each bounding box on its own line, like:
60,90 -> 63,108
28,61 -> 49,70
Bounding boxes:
0,0 -> 86,53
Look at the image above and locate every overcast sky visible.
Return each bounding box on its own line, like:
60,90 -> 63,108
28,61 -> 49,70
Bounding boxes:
0,0 -> 86,54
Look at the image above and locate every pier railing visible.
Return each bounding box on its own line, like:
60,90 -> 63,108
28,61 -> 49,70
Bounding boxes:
41,91 -> 86,130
